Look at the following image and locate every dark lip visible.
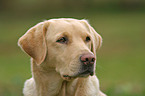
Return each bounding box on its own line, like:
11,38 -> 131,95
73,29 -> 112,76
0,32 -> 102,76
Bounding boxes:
78,69 -> 94,77
63,69 -> 94,78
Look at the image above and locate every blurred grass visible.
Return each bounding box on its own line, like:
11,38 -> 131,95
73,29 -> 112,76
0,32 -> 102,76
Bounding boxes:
0,10 -> 145,96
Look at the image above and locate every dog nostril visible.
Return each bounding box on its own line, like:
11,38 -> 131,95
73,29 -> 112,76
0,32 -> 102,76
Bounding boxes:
86,58 -> 89,61
92,58 -> 95,62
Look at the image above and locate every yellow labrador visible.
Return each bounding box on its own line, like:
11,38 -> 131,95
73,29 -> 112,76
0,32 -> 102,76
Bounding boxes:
18,18 -> 106,96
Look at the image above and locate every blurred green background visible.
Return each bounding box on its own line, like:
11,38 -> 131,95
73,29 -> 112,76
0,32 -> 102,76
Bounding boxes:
0,0 -> 145,96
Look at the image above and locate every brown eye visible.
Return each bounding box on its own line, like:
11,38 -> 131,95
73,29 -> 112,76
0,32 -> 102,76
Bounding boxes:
86,36 -> 91,42
56,37 -> 68,44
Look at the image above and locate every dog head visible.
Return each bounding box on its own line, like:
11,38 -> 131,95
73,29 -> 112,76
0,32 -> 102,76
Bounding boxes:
18,18 -> 102,80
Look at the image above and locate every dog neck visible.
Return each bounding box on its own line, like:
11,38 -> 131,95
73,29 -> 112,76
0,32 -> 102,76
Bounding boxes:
31,59 -> 77,96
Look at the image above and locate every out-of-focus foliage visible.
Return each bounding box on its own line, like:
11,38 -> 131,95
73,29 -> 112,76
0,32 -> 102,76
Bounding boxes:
0,0 -> 145,13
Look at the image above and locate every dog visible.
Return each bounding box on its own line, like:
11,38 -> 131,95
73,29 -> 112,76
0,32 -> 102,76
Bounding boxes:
18,18 -> 106,96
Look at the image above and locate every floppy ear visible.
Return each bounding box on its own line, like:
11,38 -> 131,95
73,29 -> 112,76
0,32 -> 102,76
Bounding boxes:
80,20 -> 102,54
18,21 -> 49,65
89,26 -> 102,52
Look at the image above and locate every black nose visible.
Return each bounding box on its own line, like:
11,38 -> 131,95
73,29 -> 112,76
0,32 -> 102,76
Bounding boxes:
80,53 -> 95,65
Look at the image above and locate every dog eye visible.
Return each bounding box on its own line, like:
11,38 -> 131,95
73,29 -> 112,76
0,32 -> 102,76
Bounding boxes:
56,37 -> 68,44
86,36 -> 91,42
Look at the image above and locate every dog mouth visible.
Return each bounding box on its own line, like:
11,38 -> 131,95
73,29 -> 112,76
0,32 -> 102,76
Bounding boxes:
78,69 -> 94,77
74,68 -> 94,77
62,69 -> 94,81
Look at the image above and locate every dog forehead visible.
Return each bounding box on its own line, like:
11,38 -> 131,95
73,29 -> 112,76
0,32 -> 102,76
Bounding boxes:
48,19 -> 89,35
